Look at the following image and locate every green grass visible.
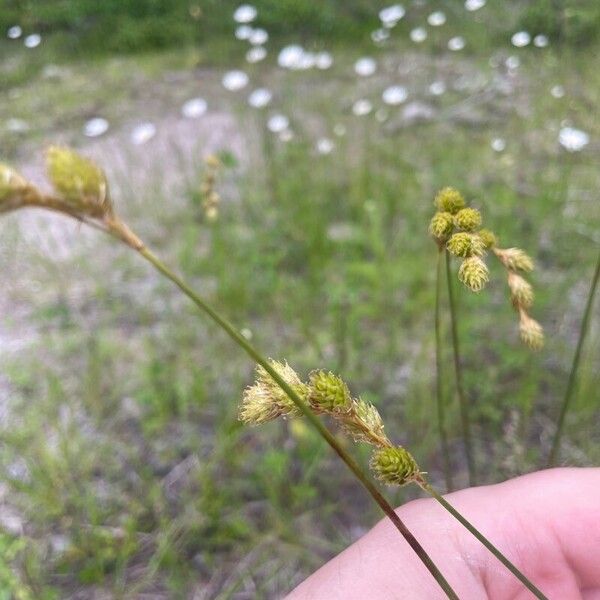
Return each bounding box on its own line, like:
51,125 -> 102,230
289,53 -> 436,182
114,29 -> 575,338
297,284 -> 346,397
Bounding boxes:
0,11 -> 599,596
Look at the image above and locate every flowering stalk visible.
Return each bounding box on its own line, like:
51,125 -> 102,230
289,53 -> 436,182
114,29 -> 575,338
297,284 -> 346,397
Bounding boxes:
261,368 -> 547,599
435,249 -> 454,491
547,248 -> 600,466
0,150 -> 458,599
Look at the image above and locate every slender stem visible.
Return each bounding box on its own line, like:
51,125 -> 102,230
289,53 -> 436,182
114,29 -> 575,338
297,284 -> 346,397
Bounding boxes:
436,250 -> 454,491
547,248 -> 600,466
134,244 -> 458,599
420,482 -> 548,600
445,250 -> 476,486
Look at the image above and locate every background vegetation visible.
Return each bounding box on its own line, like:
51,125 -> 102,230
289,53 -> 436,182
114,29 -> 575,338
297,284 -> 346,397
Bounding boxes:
0,0 -> 599,597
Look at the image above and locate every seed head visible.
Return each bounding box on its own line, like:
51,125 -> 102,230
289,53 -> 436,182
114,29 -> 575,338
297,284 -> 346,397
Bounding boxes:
370,446 -> 422,486
308,370 -> 351,413
0,164 -> 34,211
340,398 -> 389,447
429,211 -> 454,241
478,228 -> 498,249
519,313 -> 544,350
495,248 -> 534,272
454,207 -> 482,232
508,271 -> 534,309
239,360 -> 307,425
458,256 -> 489,292
447,232 -> 485,258
434,187 -> 466,214
46,146 -> 111,216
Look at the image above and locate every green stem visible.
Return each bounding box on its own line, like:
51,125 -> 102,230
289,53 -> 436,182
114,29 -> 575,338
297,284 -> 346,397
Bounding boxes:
136,244 -> 458,599
547,248 -> 600,466
445,250 -> 476,486
436,250 -> 454,491
421,482 -> 548,600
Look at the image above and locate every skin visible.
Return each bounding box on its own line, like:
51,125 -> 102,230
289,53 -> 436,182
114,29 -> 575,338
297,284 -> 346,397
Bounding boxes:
287,468 -> 600,600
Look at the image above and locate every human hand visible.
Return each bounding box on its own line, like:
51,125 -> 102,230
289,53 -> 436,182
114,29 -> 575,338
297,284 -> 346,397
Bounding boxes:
287,468 -> 600,599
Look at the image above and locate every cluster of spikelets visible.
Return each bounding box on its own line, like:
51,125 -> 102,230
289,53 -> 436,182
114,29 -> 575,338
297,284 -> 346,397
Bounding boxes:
240,360 -> 423,486
429,187 -> 544,350
200,154 -> 221,222
1,147 -> 111,220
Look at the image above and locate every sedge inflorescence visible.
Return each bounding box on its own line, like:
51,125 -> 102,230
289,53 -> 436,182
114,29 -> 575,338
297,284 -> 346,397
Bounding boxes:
429,187 -> 544,349
240,362 -> 423,486
200,154 -> 222,222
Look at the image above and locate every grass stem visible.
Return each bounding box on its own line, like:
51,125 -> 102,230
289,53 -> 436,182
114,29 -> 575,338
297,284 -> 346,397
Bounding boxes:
133,243 -> 459,599
436,249 -> 454,491
420,482 -> 548,600
445,250 -> 476,485
547,248 -> 600,466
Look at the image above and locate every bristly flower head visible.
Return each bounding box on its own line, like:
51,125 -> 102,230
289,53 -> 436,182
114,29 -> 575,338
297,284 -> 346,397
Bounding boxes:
308,370 -> 351,413
447,232 -> 485,258
339,398 -> 390,447
478,228 -> 498,250
495,247 -> 534,273
239,360 -> 308,425
370,446 -> 422,486
46,146 -> 111,216
435,187 -> 466,214
454,207 -> 482,232
458,256 -> 489,292
429,211 -> 454,241
507,271 -> 534,309
519,312 -> 544,350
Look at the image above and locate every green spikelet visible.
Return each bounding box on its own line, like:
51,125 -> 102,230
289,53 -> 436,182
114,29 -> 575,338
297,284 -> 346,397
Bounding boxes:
434,187 -> 466,214
478,228 -> 498,249
370,446 -> 422,486
454,207 -> 482,232
447,232 -> 485,258
308,370 -> 351,413
458,256 -> 489,292
46,146 -> 111,216
429,211 -> 454,240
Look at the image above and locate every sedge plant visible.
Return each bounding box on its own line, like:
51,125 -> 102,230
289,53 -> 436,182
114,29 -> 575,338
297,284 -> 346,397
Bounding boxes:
0,149 -> 459,598
429,187 -> 544,487
241,364 -> 549,599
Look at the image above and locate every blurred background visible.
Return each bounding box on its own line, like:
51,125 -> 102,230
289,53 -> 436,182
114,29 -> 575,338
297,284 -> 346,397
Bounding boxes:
0,1 -> 599,597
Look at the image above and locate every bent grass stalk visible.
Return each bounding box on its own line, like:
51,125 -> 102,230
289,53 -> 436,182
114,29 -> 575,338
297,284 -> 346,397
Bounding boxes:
435,249 -> 453,491
547,248 -> 600,466
0,151 -> 458,599
446,249 -> 476,486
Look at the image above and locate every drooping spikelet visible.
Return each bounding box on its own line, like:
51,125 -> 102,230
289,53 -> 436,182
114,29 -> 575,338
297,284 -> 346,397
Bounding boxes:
458,256 -> 489,292
339,398 -> 390,447
239,360 -> 308,425
434,187 -> 466,214
494,247 -> 534,273
370,446 -> 422,486
478,228 -> 498,250
46,146 -> 111,216
507,271 -> 534,309
454,207 -> 482,232
308,370 -> 351,413
429,211 -> 454,241
519,312 -> 544,350
447,232 -> 486,258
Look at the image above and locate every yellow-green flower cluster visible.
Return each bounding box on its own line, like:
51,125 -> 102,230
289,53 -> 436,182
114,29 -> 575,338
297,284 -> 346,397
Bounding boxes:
430,187 -> 490,292
494,247 -> 543,350
200,154 -> 221,222
240,363 -> 422,486
46,146 -> 111,217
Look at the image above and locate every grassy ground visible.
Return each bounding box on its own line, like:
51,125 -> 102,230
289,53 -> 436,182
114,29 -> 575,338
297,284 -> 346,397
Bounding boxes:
1,6 -> 599,598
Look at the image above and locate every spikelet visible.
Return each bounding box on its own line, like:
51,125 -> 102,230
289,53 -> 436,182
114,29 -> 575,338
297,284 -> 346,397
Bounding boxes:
507,271 -> 534,309
494,247 -> 534,273
46,146 -> 111,217
447,232 -> 486,258
478,228 -> 498,250
429,211 -> 454,241
308,370 -> 351,413
519,312 -> 544,350
201,154 -> 221,222
434,187 -> 466,214
370,446 -> 422,486
454,207 -> 482,232
338,398 -> 390,448
239,360 -> 307,425
0,164 -> 35,211
458,256 -> 489,292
